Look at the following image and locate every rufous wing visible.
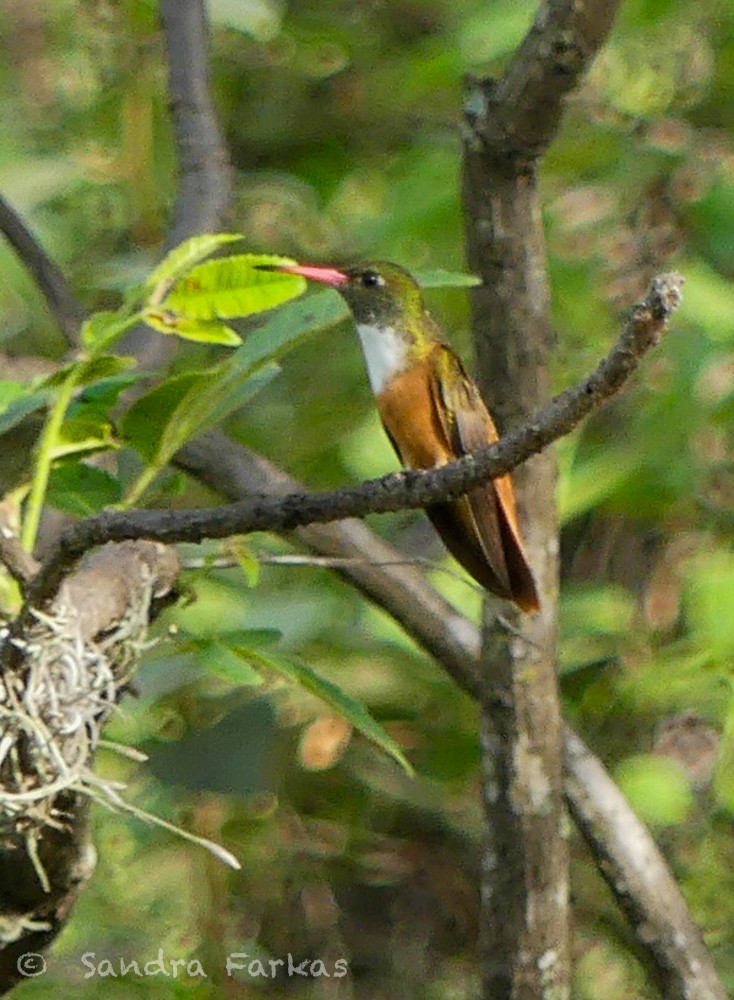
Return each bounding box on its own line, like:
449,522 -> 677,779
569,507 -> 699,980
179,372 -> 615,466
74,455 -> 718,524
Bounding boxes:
427,346 -> 540,611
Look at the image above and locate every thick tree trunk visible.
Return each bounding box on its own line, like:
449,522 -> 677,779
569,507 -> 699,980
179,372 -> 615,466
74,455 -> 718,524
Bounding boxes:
463,151 -> 568,1000
460,3 -> 625,994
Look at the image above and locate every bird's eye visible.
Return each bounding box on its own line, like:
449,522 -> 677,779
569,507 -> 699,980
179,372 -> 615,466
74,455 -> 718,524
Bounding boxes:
360,270 -> 383,288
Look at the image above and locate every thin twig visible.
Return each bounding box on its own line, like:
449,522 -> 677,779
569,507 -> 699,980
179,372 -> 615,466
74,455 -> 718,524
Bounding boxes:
0,524 -> 39,587
29,273 -> 684,606
180,551 -> 485,591
0,195 -> 85,348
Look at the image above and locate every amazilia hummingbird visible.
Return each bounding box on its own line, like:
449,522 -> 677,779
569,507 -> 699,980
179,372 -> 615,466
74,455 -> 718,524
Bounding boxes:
267,261 -> 540,612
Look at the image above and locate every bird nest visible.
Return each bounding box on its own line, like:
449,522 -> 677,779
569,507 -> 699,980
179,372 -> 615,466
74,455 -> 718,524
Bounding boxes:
0,572 -> 238,891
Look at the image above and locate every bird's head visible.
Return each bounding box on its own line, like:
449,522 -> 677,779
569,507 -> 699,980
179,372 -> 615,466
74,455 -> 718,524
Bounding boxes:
266,260 -> 428,334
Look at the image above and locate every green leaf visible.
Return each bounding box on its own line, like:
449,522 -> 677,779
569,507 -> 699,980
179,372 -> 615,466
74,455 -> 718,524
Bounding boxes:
122,372 -> 209,462
0,382 -> 52,435
561,585 -> 636,639
50,417 -> 117,459
216,628 -> 283,648
122,363 -> 278,467
142,310 -> 243,346
41,354 -> 137,389
0,380 -> 31,410
615,754 -> 692,827
196,361 -> 278,431
685,550 -> 734,658
194,640 -> 265,687
72,373 -> 146,421
231,289 -> 349,374
81,311 -> 132,349
249,649 -> 413,775
178,629 -> 281,686
46,462 -> 122,516
715,692 -> 734,812
162,253 -> 306,320
144,234 -> 245,295
227,538 -> 261,588
680,262 -> 734,343
414,268 -> 482,288
558,445 -> 641,523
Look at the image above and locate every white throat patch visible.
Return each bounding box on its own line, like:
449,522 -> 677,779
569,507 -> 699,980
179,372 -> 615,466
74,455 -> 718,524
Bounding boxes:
356,324 -> 408,395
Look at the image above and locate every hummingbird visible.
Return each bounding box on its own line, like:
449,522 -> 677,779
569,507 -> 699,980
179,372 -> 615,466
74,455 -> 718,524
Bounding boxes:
266,261 -> 540,612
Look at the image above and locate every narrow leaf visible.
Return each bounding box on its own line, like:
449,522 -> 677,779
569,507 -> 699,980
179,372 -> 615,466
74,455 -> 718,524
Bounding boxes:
414,268 -> 482,288
195,362 -> 278,431
81,311 -> 132,348
122,363 -> 278,467
72,373 -> 147,421
231,289 -> 350,373
227,538 -> 261,588
41,354 -> 137,389
195,640 -> 265,687
249,650 -> 413,775
0,380 -> 33,410
215,628 -> 283,647
122,372 -> 210,462
0,389 -> 51,435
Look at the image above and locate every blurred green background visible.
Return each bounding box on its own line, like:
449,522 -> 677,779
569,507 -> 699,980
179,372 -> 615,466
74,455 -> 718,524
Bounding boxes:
3,0 -> 734,996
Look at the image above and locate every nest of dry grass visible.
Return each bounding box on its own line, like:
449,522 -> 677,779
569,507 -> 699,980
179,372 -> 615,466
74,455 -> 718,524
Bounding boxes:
0,560 -> 237,893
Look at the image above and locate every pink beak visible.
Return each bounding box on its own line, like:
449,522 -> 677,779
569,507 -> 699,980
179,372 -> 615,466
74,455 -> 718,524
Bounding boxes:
272,263 -> 349,286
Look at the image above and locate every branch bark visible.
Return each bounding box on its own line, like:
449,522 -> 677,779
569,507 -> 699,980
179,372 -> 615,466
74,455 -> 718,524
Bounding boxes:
462,2 -> 624,997
0,195 -> 85,349
160,0 -> 232,249
29,271 -> 682,606
465,0 -> 621,166
564,729 -> 727,1000
0,523 -> 39,586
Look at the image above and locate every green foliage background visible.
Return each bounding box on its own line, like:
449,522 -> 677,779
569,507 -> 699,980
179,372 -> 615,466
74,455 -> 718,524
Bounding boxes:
3,0 -> 734,996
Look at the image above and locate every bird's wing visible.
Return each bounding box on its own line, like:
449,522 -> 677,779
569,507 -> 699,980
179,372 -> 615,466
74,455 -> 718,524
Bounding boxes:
429,345 -> 539,611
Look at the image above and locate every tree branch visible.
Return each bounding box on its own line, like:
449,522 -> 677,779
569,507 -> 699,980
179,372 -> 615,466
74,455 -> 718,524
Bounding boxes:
0,195 -> 85,348
564,729 -> 727,1000
0,523 -> 39,586
465,0 -> 622,165
160,0 -> 233,249
29,272 -> 683,606
176,433 -> 484,700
